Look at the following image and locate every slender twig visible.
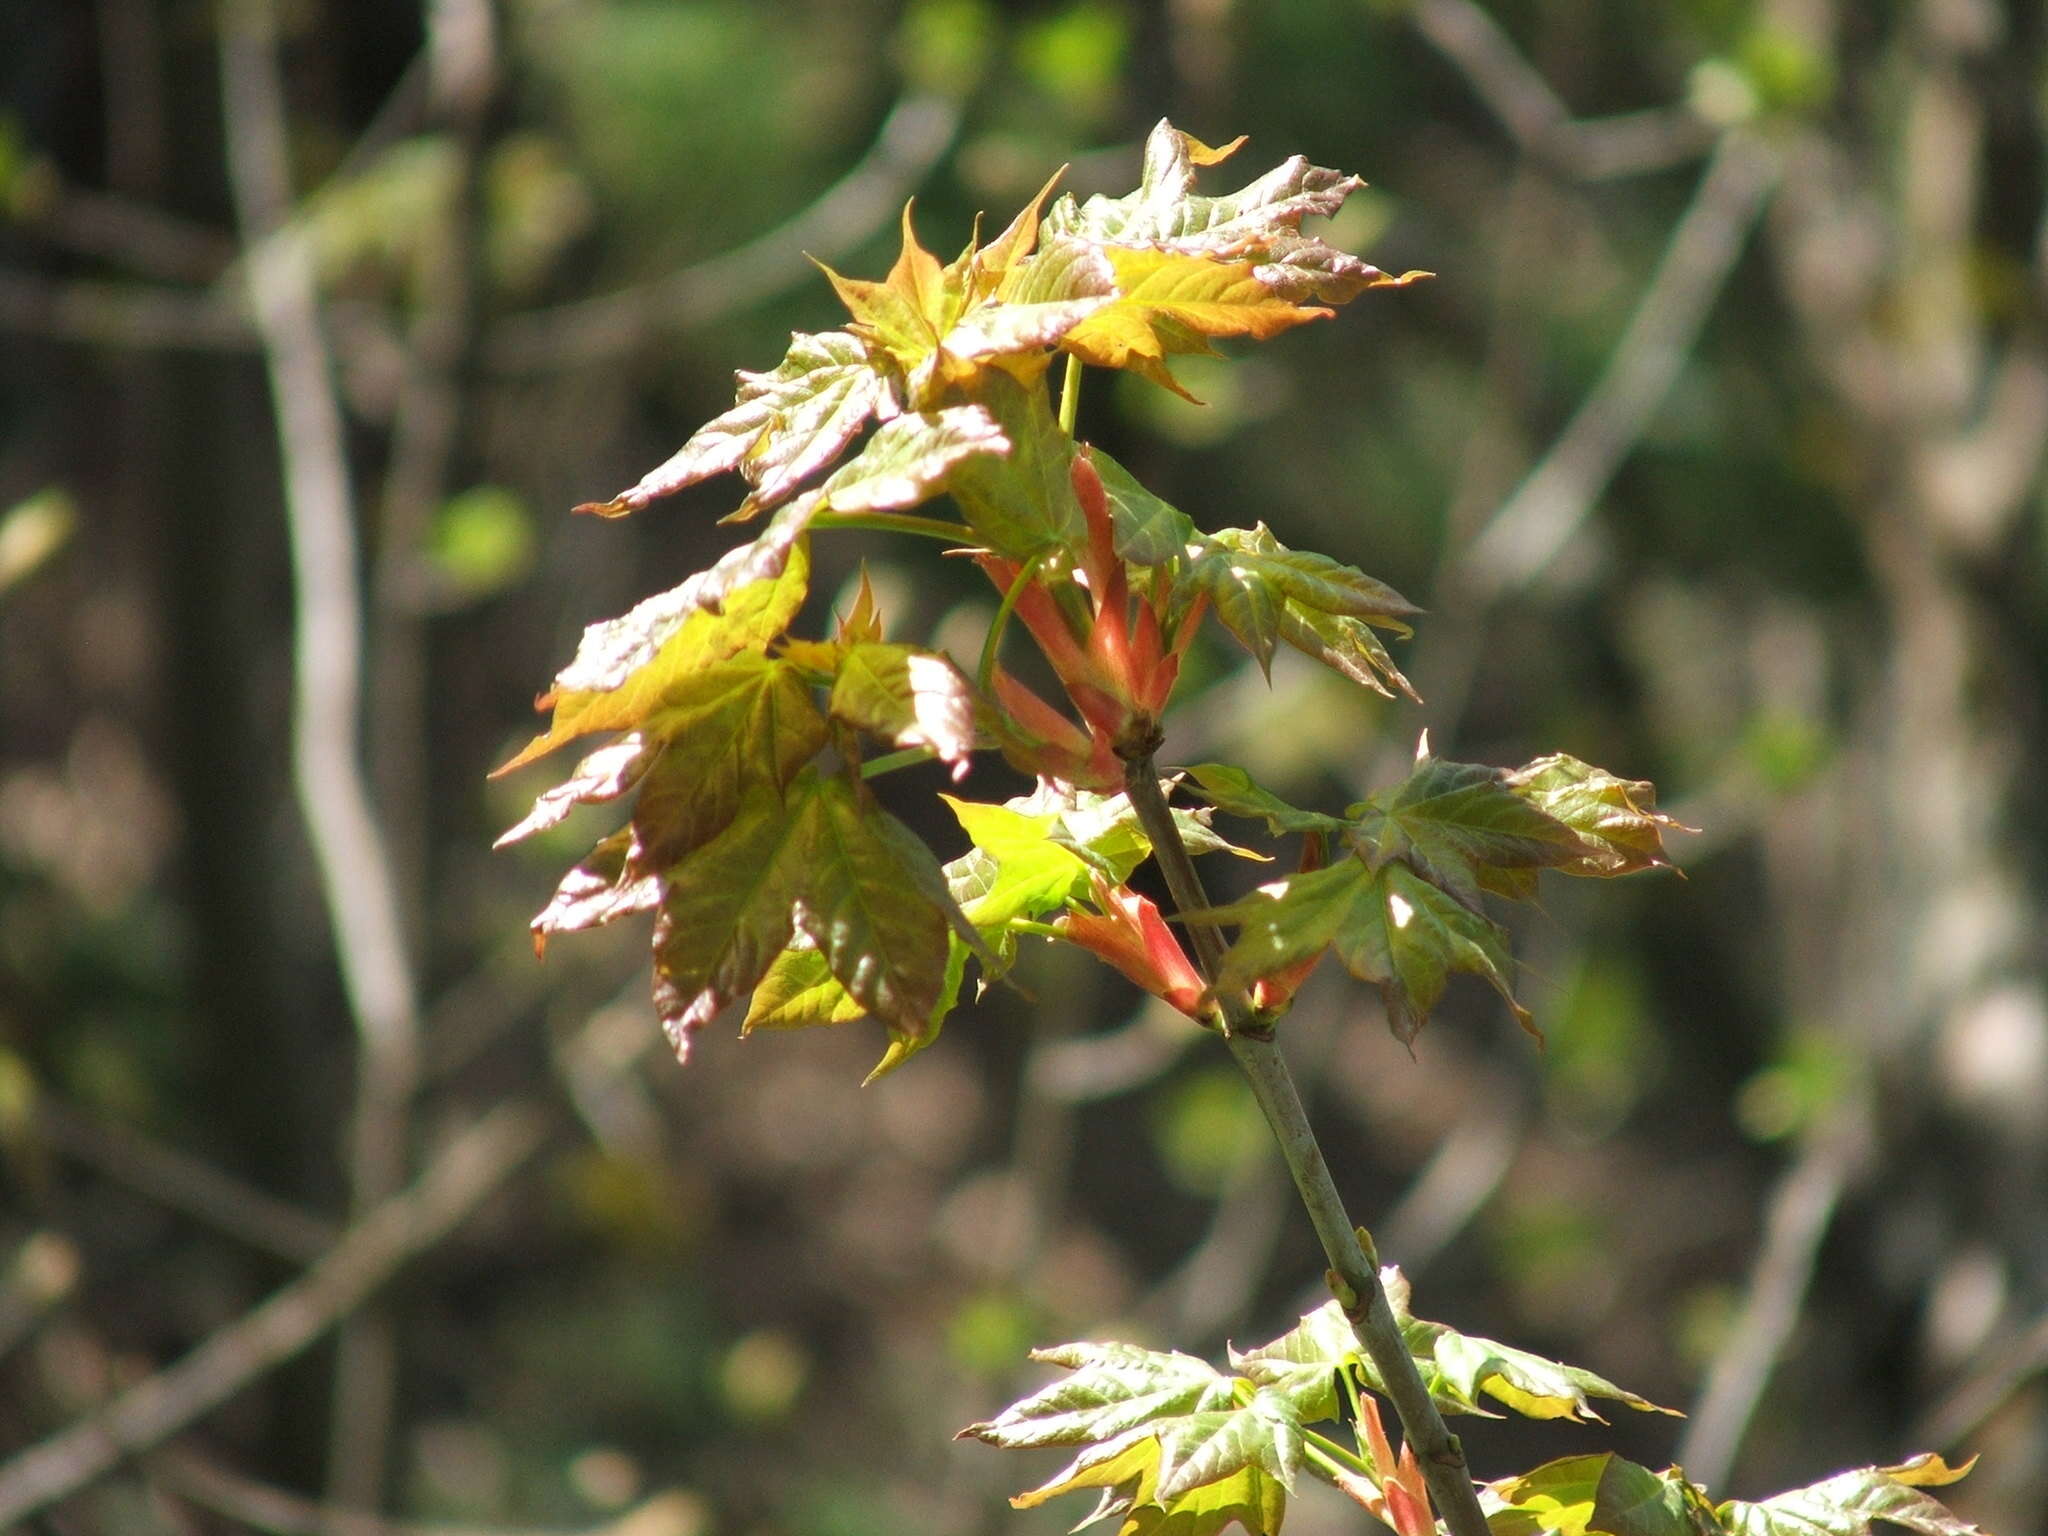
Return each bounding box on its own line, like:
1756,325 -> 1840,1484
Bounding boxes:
1374,1100 -> 1526,1279
0,271 -> 252,350
810,510 -> 969,542
1913,1304 -> 2048,1452
1675,1106 -> 1869,1491
1118,750 -> 1493,1536
1408,0 -> 1714,180
1058,354 -> 1085,437
487,92 -> 961,371
218,1 -> 427,1509
1459,131 -> 1779,599
0,1101 -> 552,1529
35,1100 -> 338,1266
156,1450 -> 699,1536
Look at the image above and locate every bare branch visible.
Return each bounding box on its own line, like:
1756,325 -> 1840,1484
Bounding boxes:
219,0 -> 429,1505
1410,0 -> 1714,179
1675,1108 -> 1870,1491
0,270 -> 252,350
155,1451 -> 702,1536
0,1100 -> 552,1528
36,1100 -> 338,1266
1913,1304 -> 2048,1452
1460,131 -> 1779,600
486,92 -> 962,371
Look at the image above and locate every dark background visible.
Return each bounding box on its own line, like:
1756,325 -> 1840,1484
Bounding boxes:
2,1 -> 2045,1532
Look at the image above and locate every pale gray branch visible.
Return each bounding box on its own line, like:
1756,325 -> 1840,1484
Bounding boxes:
1461,131 -> 1779,600
1410,0 -> 1714,179
487,92 -> 962,371
156,1451 -> 701,1536
1675,1108 -> 1870,1491
0,1101 -> 552,1529
36,1100 -> 338,1266
220,0 -> 426,1506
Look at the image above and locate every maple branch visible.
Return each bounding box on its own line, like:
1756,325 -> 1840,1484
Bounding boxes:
1118,751 -> 1494,1536
486,92 -> 961,371
0,1100 -> 552,1529
1460,130 -> 1778,599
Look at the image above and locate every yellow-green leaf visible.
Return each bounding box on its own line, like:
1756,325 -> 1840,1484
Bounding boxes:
496,534 -> 810,772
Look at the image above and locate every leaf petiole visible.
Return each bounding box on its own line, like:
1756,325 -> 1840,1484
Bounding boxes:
811,510 -> 971,543
1058,352 -> 1084,438
1304,1426 -> 1375,1482
977,548 -> 1052,698
859,746 -> 938,779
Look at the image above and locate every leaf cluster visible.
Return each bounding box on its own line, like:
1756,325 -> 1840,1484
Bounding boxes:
497,122 -> 1457,1067
964,1274 -> 1983,1536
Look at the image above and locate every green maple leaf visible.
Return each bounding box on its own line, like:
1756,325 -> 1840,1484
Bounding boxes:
1715,1455 -> 1988,1536
964,1341 -> 1301,1535
577,330 -> 892,518
1192,854 -> 1533,1044
1007,1439 -> 1288,1536
1089,446 -> 1199,567
740,786 -> 1160,1077
1351,751 -> 1591,907
964,1340 -> 1240,1449
781,402 -> 1007,522
943,793 -> 1096,926
826,643 -> 977,777
943,368 -> 1085,556
1504,754 -> 1689,879
1488,1454 -> 1717,1536
1185,762 -> 1348,838
495,537 -> 811,773
1182,524 -> 1419,698
742,939 -> 869,1034
650,772 -> 968,1059
629,653 -> 828,866
1233,1279 -> 1671,1427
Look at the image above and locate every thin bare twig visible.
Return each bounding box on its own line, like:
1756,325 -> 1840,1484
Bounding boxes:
1374,1097 -> 1527,1278
1460,131 -> 1779,600
155,1451 -> 701,1536
1913,1305 -> 2048,1452
219,0 -> 426,1508
0,1100 -> 552,1529
36,1100 -> 338,1266
0,270 -> 252,350
1410,0 -> 1714,179
1674,1107 -> 1869,1491
486,92 -> 962,371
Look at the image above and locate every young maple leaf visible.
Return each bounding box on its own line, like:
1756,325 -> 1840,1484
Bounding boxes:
1031,120 -> 1431,395
816,177 -> 1113,407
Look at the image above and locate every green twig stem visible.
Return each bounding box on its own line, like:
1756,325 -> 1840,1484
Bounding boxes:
1058,352 -> 1084,437
810,510 -> 967,542
1118,749 -> 1494,1536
